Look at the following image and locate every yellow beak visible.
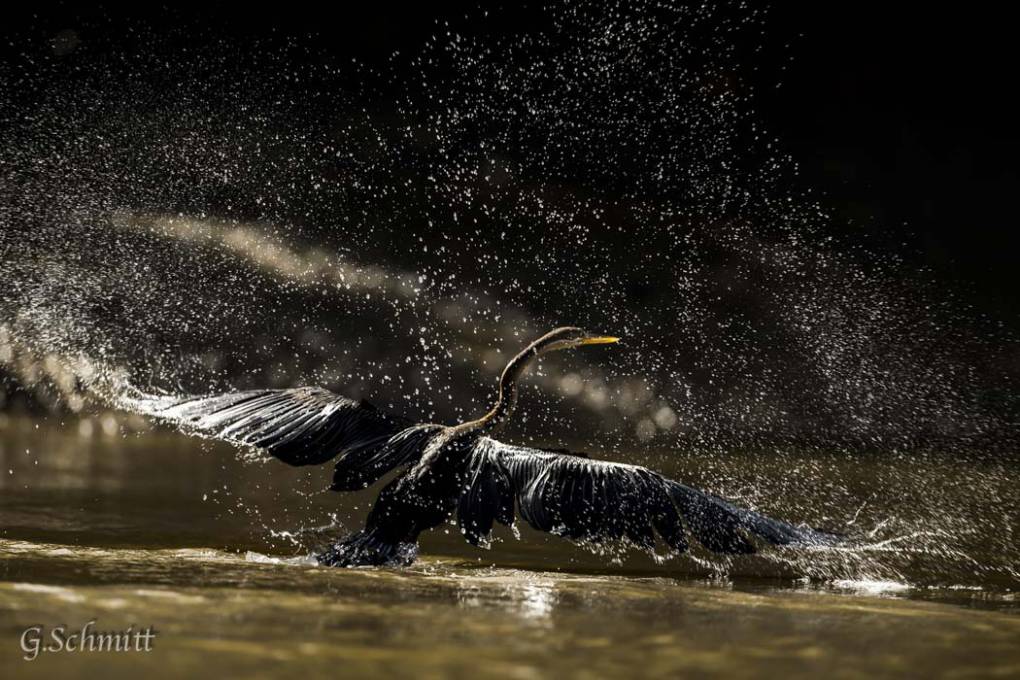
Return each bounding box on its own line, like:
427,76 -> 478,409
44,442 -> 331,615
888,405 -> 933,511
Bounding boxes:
579,335 -> 620,346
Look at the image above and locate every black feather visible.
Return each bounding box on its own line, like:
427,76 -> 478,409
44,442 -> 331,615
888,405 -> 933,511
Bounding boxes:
461,437 -> 841,555
457,448 -> 513,546
331,424 -> 442,491
146,387 -> 413,472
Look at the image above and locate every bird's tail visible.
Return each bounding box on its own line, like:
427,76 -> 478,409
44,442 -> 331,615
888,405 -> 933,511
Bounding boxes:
316,529 -> 418,567
665,481 -> 843,554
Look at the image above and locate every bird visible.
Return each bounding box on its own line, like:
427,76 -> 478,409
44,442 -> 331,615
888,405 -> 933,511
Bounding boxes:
138,327 -> 839,566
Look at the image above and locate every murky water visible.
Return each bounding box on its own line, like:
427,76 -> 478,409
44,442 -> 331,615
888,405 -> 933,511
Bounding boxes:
1,416 -> 1017,678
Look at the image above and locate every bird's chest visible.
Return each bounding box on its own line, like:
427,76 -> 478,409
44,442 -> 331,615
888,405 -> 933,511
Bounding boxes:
405,430 -> 479,490
378,431 -> 478,531
424,431 -> 475,468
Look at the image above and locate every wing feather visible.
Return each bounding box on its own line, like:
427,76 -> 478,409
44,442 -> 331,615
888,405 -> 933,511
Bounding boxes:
457,447 -> 514,546
464,438 -> 839,555
139,387 -> 415,480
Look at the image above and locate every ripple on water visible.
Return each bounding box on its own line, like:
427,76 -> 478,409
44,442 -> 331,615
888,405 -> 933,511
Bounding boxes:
1,540 -> 1019,679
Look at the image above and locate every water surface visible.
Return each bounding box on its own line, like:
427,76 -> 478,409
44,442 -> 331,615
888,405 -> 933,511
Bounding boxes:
1,416 -> 1018,678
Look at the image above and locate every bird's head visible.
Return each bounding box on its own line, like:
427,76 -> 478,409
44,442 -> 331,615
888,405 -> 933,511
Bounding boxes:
530,326 -> 620,355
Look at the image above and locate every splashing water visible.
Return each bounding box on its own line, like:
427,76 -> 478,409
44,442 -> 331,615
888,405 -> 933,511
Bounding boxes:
1,2 -> 1017,591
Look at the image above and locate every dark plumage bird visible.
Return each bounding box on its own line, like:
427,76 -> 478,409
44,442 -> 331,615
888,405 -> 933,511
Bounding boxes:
142,327 -> 838,566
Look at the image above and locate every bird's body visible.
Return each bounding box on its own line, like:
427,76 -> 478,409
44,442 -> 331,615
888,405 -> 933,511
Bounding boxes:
138,327 -> 839,566
322,424 -> 481,566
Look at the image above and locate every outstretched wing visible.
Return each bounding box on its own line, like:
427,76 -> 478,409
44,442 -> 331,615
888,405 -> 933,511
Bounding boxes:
137,387 -> 424,488
458,438 -> 839,554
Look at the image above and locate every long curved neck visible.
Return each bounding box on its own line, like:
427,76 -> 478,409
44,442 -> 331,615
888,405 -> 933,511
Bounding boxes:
476,342 -> 542,434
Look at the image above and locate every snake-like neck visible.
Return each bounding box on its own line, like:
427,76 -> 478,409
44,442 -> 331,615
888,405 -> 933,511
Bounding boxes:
476,343 -> 541,434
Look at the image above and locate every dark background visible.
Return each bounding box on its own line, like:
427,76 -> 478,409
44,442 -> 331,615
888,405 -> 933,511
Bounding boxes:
6,1 -> 1017,326
762,4 -> 1019,325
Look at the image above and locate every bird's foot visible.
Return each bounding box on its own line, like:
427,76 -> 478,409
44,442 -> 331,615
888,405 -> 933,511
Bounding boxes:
315,530 -> 418,567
